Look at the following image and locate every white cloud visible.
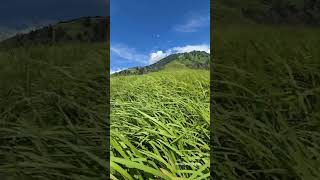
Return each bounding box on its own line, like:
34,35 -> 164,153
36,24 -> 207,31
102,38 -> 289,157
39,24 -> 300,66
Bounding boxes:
149,51 -> 170,64
0,20 -> 58,41
111,43 -> 210,68
172,44 -> 210,54
149,44 -> 210,64
111,44 -> 148,64
110,68 -> 125,74
174,15 -> 209,32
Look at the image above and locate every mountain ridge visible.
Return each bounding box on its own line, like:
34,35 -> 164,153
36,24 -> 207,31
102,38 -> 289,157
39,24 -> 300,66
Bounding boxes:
0,16 -> 109,48
216,0 -> 320,25
113,50 -> 210,76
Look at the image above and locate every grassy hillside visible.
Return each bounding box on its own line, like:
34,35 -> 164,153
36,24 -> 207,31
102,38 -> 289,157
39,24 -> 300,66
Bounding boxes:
215,0 -> 320,25
212,25 -> 320,179
0,43 -> 109,179
213,1 -> 320,178
114,51 -> 209,76
110,68 -> 210,179
0,16 -> 109,48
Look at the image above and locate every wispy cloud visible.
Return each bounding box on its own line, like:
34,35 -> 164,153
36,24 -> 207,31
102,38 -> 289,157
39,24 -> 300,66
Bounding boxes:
174,14 -> 209,33
111,43 -> 210,67
110,67 -> 126,74
0,20 -> 58,41
172,44 -> 210,54
0,26 -> 37,41
111,44 -> 148,64
149,44 -> 210,64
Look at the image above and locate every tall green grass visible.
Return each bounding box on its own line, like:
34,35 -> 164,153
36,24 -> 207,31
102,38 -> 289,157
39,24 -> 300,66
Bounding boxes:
0,43 -> 109,179
110,69 -> 210,179
212,26 -> 320,179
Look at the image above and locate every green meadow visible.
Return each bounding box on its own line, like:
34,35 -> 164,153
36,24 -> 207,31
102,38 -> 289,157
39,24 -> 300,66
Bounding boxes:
0,43 -> 110,179
212,26 -> 320,179
0,40 -> 210,179
110,68 -> 210,179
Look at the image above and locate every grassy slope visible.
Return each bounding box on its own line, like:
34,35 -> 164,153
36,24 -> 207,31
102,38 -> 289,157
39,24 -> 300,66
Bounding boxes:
0,43 -> 109,179
0,17 -> 108,48
212,24 -> 320,179
110,66 -> 210,179
114,51 -> 209,76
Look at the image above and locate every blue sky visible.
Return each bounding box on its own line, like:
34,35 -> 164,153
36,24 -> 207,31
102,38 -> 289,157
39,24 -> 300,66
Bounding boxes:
111,0 -> 210,73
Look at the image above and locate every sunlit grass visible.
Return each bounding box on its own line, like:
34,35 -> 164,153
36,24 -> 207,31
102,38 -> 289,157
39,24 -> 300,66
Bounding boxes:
110,69 -> 210,179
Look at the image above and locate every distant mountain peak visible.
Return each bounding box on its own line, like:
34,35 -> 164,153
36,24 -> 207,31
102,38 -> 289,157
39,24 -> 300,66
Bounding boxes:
114,51 -> 209,76
0,16 -> 109,48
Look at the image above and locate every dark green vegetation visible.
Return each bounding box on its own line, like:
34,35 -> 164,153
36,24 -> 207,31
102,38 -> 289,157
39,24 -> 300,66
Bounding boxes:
215,0 -> 320,25
0,18 -> 109,179
212,1 -> 320,178
114,51 -> 209,76
212,14 -> 320,180
0,16 -> 109,48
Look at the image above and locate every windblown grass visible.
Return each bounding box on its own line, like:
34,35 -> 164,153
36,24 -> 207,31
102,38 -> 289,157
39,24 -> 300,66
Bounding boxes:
0,43 -> 109,179
110,69 -> 210,179
212,26 -> 320,179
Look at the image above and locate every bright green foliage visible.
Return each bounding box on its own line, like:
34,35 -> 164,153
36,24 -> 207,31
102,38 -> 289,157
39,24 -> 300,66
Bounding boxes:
110,69 -> 210,179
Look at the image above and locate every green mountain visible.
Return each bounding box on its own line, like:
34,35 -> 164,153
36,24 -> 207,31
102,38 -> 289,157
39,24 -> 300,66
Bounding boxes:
114,51 -> 210,76
215,0 -> 320,25
0,16 -> 109,48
